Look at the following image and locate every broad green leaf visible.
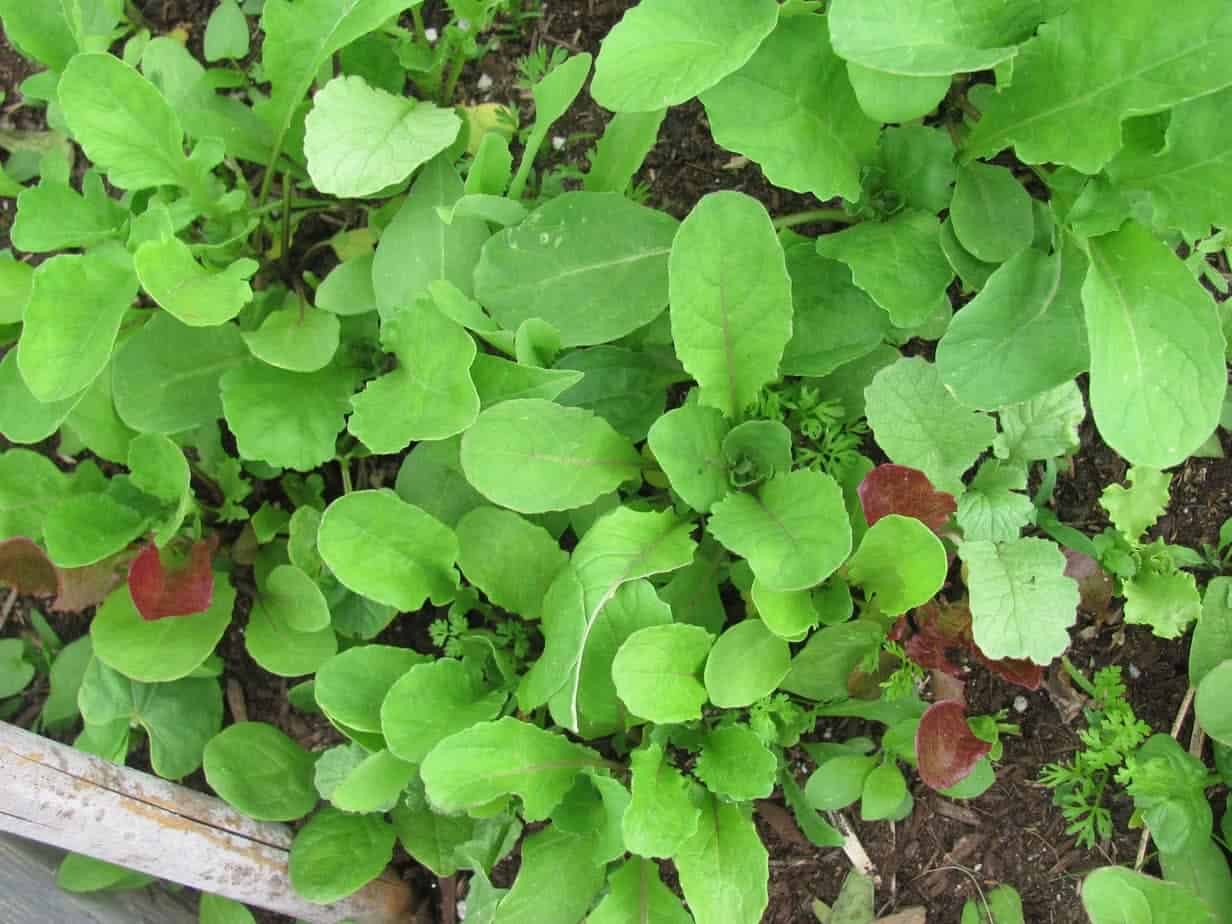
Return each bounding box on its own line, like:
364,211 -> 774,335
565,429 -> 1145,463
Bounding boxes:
669,191 -> 792,417
751,581 -> 816,641
220,360 -> 355,470
289,808 -> 395,904
590,0 -> 779,112
880,125 -> 957,215
695,724 -> 777,801
623,740 -> 702,859
316,254 -> 378,316
330,749 -> 416,814
199,894 -> 256,924
1108,86 -> 1232,233
12,173 -> 126,252
258,564 -> 330,632
58,53 -> 192,190
1190,579 -> 1232,689
704,619 -> 790,708
56,854 -> 154,894
42,636 -> 93,726
611,623 -> 713,725
522,507 -> 695,733
319,490 -> 458,611
828,0 -> 1039,75
113,314 -> 248,433
91,579 -> 234,682
304,75 -> 459,198
1082,867 -> 1217,924
372,156 -> 489,316
394,435 -> 487,527
136,238 -> 257,328
554,346 -> 683,441
0,449 -> 67,540
957,460 -> 1035,542
421,717 -> 606,820
390,777 -> 480,877
815,210 -> 953,329
848,515 -> 948,615
949,162 -> 1033,264
245,594 -> 337,677
676,796 -> 768,924
937,240 -> 1088,409
203,722 -> 317,820
700,15 -> 879,202
965,0 -> 1232,172
994,382 -> 1085,462
63,365 -> 138,464
43,493 -> 150,568
960,537 -> 1079,664
659,538 -> 726,635
647,403 -> 730,513
847,64 -> 951,123
460,399 -> 641,514
475,192 -> 677,347
1197,661 -> 1232,746
0,1 -> 77,70
940,217 -> 998,292
588,858 -> 692,924
552,774 -> 628,866
18,251 -> 138,402
260,0 -> 414,181
491,826 -> 606,924
708,470 -> 851,592
781,620 -> 884,702
128,432 -> 191,545
456,507 -> 567,620
806,754 -> 876,811
349,301 -> 478,452
469,356 -> 581,408
0,351 -> 85,444
862,763 -> 909,821
382,659 -> 507,763
865,357 -> 995,494
0,253 -> 32,324
781,249 -> 890,378
1083,222 -> 1227,468
584,109 -> 666,194
204,0 -> 250,61
437,195 -> 528,228
315,644 -> 428,734
1124,564 -> 1200,639
723,420 -> 792,486
509,51 -> 591,200
241,302 -> 339,373
76,656 -> 220,779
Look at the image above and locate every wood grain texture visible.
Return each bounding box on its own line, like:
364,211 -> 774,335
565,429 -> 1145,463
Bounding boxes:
0,722 -> 416,923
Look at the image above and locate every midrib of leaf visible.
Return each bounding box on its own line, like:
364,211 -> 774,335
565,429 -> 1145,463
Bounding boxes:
639,858 -> 650,924
1088,239 -> 1146,411
718,246 -> 737,416
535,247 -> 672,287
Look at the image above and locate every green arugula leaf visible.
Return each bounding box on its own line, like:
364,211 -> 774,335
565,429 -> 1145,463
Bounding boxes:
1197,661 -> 1232,747
241,301 -> 340,373
460,399 -> 642,514
316,254 -> 378,316
583,109 -> 666,195
421,717 -> 607,821
127,433 -> 192,546
204,0 -> 250,62
704,619 -> 791,709
993,381 -> 1085,463
289,807 -> 395,904
879,124 -> 956,214
304,75 -> 460,198
815,211 -> 953,329
949,162 -> 1034,264
612,623 -> 713,725
0,252 -> 32,325
330,748 -> 416,814
848,514 -> 948,614
669,191 -> 792,417
318,490 -> 459,611
245,595 -> 337,678
847,64 -> 950,123
18,249 -> 138,402
1082,867 -> 1218,924
646,403 -> 731,513
490,826 -> 605,924
939,217 -> 998,292
455,506 -> 568,620
43,492 -> 150,568
203,722 -> 318,820
1190,578 -> 1232,689
258,564 -> 331,632
554,346 -> 683,441
965,0 -> 1232,172
0,351 -> 85,444
63,366 -> 138,464
382,659 -> 507,763
588,857 -> 692,924
0,1 -> 78,70
751,581 -> 817,642
709,470 -> 851,592
475,192 -> 677,347
862,763 -> 910,821
960,537 -> 1079,664
865,357 -> 995,494
394,436 -> 488,527
12,172 -> 126,252
590,0 -> 779,112
700,14 -> 879,202
0,449 -> 67,541
315,644 -> 428,735
1083,222 -> 1227,468
622,740 -> 702,859
676,795 -> 768,924
956,460 -> 1036,543
135,238 -> 257,328
390,777 -> 481,877
695,724 -> 777,801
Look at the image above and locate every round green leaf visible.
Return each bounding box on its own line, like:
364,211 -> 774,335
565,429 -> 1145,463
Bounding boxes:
318,490 -> 459,611
860,762 -> 908,821
611,624 -> 713,725
0,350 -> 84,444
203,722 -> 318,820
646,403 -> 730,513
260,564 -> 331,632
847,63 -> 950,123
848,515 -> 948,615
241,302 -> 340,373
315,644 -> 427,734
0,448 -> 67,541
694,725 -> 777,801
329,749 -> 417,815
381,659 -> 507,763
455,507 -> 567,620
751,580 -> 816,642
950,162 -> 1034,264
135,238 -> 256,327
289,808 -> 396,904
1197,661 -> 1232,746
316,254 -> 378,316
805,754 -> 876,811
703,619 -> 790,709
92,579 -> 234,682
244,595 -> 337,678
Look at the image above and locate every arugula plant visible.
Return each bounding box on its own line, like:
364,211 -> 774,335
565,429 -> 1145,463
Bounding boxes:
1,1 -> 1230,921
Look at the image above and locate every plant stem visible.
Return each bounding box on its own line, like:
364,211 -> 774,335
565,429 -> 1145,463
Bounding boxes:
412,5 -> 427,40
250,197 -> 336,217
772,208 -> 858,230
1061,656 -> 1097,698
279,171 -> 293,276
339,460 -> 353,495
440,39 -> 467,104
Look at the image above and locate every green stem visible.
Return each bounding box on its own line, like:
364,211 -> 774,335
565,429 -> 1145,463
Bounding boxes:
1062,656 -> 1098,698
249,197 -> 336,217
339,460 -> 353,496
441,45 -> 467,104
412,6 -> 427,40
124,0 -> 149,30
279,171 -> 293,275
772,208 -> 858,230
508,128 -> 547,201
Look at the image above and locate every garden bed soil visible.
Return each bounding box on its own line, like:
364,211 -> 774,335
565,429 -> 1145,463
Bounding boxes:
3,3 -> 1232,923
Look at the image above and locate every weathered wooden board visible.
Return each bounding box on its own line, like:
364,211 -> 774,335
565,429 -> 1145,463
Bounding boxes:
0,722 -> 416,923
0,832 -> 198,923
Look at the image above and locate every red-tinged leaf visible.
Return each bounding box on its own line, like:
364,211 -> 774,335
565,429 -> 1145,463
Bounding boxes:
0,537 -> 59,597
916,699 -> 991,791
52,561 -> 127,613
128,541 -> 215,621
1063,549 -> 1114,618
906,599 -> 1044,691
930,669 -> 967,705
858,464 -> 957,532
974,650 -> 1043,691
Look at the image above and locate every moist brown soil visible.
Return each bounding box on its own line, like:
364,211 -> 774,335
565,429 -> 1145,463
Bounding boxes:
4,3 -> 1232,923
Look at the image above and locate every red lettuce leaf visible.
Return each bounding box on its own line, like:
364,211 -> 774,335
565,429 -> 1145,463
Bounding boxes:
0,537 -> 126,612
858,464 -> 957,532
902,599 -> 1043,691
1063,549 -> 1114,618
128,540 -> 215,621
916,699 -> 992,791
0,537 -> 59,597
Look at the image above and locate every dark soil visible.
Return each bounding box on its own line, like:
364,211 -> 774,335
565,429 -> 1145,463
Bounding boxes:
3,3 -> 1232,924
